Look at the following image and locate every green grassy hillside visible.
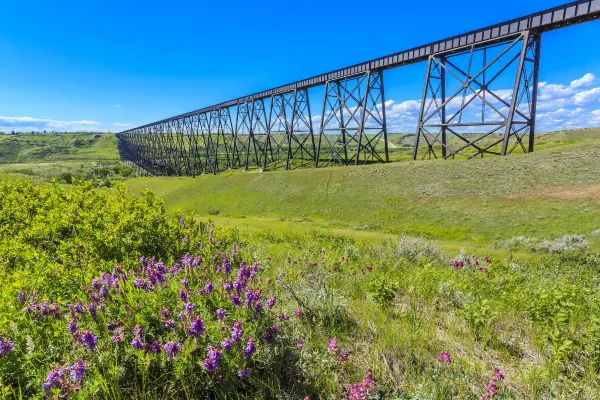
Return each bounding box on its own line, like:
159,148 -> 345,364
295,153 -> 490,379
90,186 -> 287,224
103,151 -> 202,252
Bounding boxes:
125,130 -> 600,253
0,133 -> 118,163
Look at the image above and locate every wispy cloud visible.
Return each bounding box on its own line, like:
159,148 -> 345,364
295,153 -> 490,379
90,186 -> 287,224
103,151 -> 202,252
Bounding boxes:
0,116 -> 103,132
113,122 -> 133,128
115,104 -> 122,108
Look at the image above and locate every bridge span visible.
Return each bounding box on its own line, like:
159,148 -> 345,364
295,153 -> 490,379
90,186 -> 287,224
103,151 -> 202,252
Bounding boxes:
118,0 -> 600,176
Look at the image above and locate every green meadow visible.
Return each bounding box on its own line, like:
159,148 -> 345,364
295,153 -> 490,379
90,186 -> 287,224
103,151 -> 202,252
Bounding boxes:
1,130 -> 600,399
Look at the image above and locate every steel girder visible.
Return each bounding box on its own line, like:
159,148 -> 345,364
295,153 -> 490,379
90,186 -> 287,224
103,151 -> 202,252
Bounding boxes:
316,70 -> 388,167
412,31 -> 541,160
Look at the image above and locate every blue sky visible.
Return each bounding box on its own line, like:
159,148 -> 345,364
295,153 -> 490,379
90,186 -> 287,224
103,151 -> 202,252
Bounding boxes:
0,0 -> 599,133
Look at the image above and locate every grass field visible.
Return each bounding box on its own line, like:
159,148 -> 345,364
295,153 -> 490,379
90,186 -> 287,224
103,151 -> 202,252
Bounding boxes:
124,128 -> 600,254
2,128 -> 600,398
0,133 -> 127,183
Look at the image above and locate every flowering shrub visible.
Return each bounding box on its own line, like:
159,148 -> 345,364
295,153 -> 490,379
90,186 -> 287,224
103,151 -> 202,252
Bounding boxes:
0,249 -> 306,398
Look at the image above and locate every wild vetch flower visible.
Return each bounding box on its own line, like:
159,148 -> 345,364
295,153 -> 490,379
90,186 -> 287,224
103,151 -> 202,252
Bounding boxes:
437,351 -> 452,365
202,357 -> 218,373
266,295 -> 276,309
42,365 -> 67,395
16,291 -> 27,305
223,260 -> 232,273
70,359 -> 85,384
237,368 -> 249,378
223,282 -> 233,292
204,281 -> 214,294
131,336 -> 144,350
0,335 -> 15,357
184,302 -> 195,313
482,368 -> 505,399
188,316 -> 206,337
92,279 -> 102,290
231,321 -> 243,341
148,340 -> 162,354
348,369 -> 378,400
230,293 -> 242,307
243,338 -> 257,359
160,306 -> 172,320
106,322 -> 121,332
328,338 -> 338,353
221,338 -> 234,350
133,279 -> 149,291
164,341 -> 180,358
111,330 -> 124,344
68,302 -> 85,317
493,368 -> 504,381
87,303 -> 97,320
180,279 -> 189,289
295,309 -> 302,318
253,301 -> 263,313
178,289 -> 188,302
263,325 -> 279,342
164,319 -> 176,328
133,325 -> 144,337
277,312 -> 290,321
77,330 -> 97,351
338,349 -> 350,363
216,308 -> 226,320
68,318 -> 78,334
296,343 -> 303,350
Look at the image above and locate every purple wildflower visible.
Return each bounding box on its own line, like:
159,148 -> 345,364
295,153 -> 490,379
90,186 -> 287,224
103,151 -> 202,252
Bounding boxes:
230,293 -> 242,307
204,281 -> 214,294
327,338 -> 338,353
164,319 -> 176,328
263,325 -> 279,343
77,330 -> 97,351
295,309 -> 302,318
87,303 -> 97,320
266,295 -> 276,309
0,335 -> 14,357
221,338 -> 234,350
437,351 -> 452,365
216,308 -> 226,320
42,365 -> 67,395
231,321 -> 243,341
148,340 -> 162,354
243,338 -> 257,359
349,370 -> 378,400
202,345 -> 222,373
184,302 -> 195,313
223,260 -> 232,274
160,306 -> 172,320
67,318 -> 79,334
131,337 -> 144,350
188,316 -> 206,337
70,359 -> 86,384
237,368 -> 249,378
178,289 -> 188,302
163,341 -> 180,358
133,279 -> 148,291
16,291 -> 27,305
338,349 -> 349,363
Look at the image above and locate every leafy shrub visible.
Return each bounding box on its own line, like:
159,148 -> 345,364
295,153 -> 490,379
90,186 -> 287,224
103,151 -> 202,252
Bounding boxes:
368,278 -> 398,307
393,234 -> 443,262
506,234 -> 589,253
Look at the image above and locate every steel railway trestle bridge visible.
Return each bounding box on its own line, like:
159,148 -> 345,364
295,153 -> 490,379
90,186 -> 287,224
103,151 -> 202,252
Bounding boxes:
118,0 -> 600,176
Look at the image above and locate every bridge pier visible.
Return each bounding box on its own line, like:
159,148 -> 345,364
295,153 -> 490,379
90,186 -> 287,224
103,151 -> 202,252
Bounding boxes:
413,30 -> 541,160
316,70 -> 388,167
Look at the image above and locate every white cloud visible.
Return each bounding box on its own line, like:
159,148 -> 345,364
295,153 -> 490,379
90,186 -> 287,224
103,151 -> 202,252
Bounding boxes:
0,116 -> 102,132
115,104 -> 122,108
570,73 -> 596,89
113,122 -> 133,128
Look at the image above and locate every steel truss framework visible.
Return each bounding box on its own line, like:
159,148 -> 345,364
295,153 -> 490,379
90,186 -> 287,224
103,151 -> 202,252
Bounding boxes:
413,31 -> 541,160
117,1 -> 600,176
